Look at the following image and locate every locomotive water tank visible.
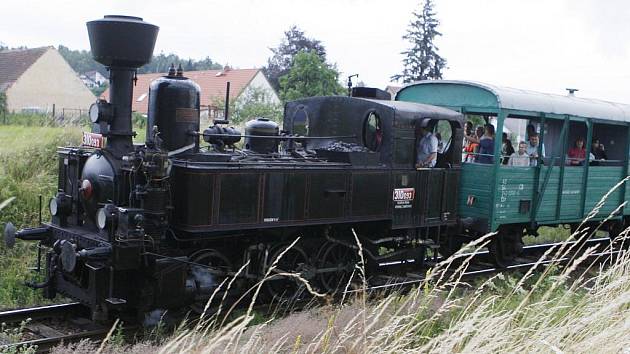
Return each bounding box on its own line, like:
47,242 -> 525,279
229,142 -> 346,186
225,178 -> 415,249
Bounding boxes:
146,66 -> 201,154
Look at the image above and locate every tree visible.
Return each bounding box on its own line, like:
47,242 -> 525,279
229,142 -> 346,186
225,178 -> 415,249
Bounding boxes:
279,51 -> 345,101
90,83 -> 108,98
263,26 -> 327,91
57,45 -> 223,76
233,87 -> 283,124
211,86 -> 283,125
0,92 -> 7,114
57,45 -> 106,76
391,0 -> 447,83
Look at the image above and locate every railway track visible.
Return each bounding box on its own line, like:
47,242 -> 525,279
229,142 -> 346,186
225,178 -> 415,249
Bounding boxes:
360,237 -> 619,293
0,237 -> 621,353
0,302 -> 112,353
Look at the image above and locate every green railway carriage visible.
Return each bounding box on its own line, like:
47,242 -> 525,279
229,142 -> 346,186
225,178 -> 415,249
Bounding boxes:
396,81 -> 630,260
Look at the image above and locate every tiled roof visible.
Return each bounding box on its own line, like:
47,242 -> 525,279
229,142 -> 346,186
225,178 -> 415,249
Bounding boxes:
0,47 -> 50,92
102,68 -> 261,114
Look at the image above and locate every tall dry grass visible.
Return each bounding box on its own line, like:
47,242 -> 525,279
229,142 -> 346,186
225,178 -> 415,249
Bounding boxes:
141,227 -> 628,354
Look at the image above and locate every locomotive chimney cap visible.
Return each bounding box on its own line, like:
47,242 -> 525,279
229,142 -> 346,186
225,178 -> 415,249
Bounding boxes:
87,15 -> 159,68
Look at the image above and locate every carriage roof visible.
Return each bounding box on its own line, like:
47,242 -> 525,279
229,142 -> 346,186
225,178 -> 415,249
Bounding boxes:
396,80 -> 630,122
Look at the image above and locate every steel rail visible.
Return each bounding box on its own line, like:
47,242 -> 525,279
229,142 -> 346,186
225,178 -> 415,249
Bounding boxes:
347,238 -> 619,294
0,302 -> 84,324
2,328 -> 111,354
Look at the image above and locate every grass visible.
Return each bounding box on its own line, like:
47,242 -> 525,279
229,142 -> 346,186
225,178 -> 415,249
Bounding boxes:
0,124 -> 81,309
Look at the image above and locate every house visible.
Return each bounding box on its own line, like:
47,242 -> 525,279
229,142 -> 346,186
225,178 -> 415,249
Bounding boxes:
103,67 -> 280,120
80,70 -> 107,88
0,47 -> 96,115
384,85 -> 402,99
84,70 -> 107,86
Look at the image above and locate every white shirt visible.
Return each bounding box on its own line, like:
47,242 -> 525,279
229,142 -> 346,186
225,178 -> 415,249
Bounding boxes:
417,132 -> 438,167
508,151 -> 530,166
526,141 -> 545,166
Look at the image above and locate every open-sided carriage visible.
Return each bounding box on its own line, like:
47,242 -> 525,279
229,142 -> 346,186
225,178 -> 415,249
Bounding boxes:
397,81 -> 630,265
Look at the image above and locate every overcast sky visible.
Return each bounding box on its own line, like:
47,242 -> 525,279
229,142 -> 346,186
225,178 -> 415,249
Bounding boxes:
1,0 -> 629,102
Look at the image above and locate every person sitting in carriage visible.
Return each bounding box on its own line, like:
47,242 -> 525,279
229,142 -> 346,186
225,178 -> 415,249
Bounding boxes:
567,137 -> 586,166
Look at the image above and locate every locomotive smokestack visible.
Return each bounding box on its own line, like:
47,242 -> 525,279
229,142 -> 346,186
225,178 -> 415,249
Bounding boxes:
86,15 -> 159,155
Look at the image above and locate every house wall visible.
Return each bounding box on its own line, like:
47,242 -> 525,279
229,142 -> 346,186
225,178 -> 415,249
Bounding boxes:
235,71 -> 281,108
6,48 -> 95,114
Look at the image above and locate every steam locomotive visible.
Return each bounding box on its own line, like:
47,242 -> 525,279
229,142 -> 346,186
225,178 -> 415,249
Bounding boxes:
4,15 -> 466,320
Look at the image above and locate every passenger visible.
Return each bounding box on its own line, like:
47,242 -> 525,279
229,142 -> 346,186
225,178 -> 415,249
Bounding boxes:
462,122 -> 473,161
463,126 -> 483,162
526,133 -> 545,166
591,138 -> 607,161
415,123 -> 438,168
508,141 -> 530,166
526,123 -> 536,141
567,137 -> 586,165
501,132 -> 514,165
476,124 -> 495,164
435,132 -> 444,153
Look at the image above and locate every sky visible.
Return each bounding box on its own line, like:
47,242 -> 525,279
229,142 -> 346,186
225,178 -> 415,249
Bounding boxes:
1,0 -> 629,102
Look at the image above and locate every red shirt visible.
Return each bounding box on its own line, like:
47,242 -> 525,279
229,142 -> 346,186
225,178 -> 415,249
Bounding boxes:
568,147 -> 585,164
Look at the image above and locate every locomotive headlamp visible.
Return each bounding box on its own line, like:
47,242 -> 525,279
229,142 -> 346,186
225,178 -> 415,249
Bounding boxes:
50,193 -> 71,217
89,100 -> 114,124
96,208 -> 108,229
49,198 -> 58,216
96,204 -> 117,230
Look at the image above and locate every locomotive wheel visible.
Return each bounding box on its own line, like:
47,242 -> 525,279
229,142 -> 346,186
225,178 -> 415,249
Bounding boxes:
488,231 -> 523,268
439,236 -> 464,259
189,249 -> 233,313
317,241 -> 359,294
264,245 -> 310,300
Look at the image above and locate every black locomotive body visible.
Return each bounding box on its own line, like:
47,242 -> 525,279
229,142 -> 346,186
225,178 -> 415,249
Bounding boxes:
4,16 -> 465,320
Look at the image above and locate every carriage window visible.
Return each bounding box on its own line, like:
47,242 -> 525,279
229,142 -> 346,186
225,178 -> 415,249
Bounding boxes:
462,114 -> 497,164
591,122 -> 626,166
566,121 -> 587,166
363,111 -> 382,151
501,116 -> 535,167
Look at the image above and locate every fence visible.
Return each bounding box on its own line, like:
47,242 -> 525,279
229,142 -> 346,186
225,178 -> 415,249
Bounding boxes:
1,104 -> 90,126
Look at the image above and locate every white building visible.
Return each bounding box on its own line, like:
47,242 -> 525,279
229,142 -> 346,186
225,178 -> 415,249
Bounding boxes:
0,47 -> 96,114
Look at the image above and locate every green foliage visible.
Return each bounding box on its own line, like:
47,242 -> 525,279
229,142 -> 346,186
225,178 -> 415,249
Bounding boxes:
57,45 -> 105,76
392,0 -> 447,83
0,125 -> 80,309
279,51 -> 345,101
57,45 -> 223,77
211,86 -> 283,125
90,83 -> 108,97
263,26 -> 327,92
1,112 -> 56,127
0,92 -> 7,114
233,87 -> 283,124
132,112 -> 147,130
138,53 -> 223,74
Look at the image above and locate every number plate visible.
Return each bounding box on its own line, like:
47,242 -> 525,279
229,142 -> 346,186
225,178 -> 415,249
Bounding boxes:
393,188 -> 415,209
82,132 -> 104,148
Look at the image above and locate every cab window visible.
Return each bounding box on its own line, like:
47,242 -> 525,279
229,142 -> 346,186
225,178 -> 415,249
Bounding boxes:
363,111 -> 382,151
